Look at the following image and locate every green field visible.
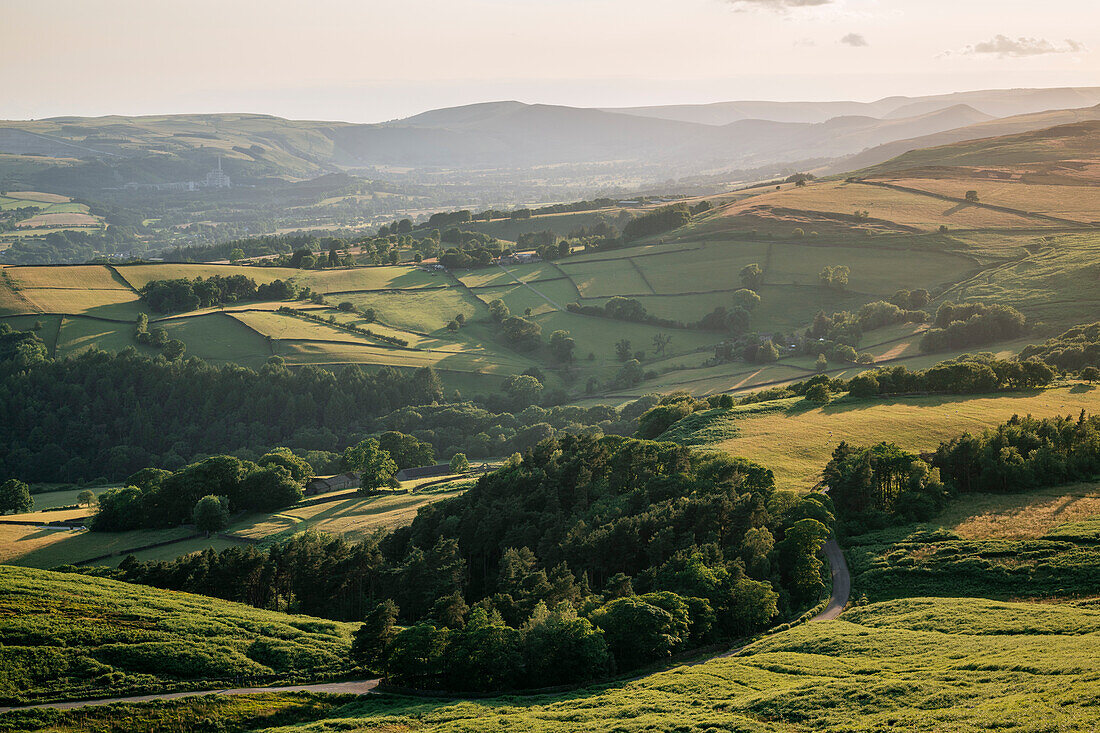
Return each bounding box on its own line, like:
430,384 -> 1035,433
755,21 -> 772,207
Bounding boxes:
661,385 -> 1100,490
846,481 -> 1100,603
0,566 -> 355,704
257,596 -> 1100,732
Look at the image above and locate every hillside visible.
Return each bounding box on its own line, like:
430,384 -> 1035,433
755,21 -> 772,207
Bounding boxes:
0,565 -> 356,704
225,596 -> 1100,731
832,103 -> 1100,173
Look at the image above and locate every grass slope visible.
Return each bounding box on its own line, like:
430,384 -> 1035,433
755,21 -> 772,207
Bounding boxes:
0,566 -> 355,704
262,597 -> 1100,732
661,385 -> 1100,490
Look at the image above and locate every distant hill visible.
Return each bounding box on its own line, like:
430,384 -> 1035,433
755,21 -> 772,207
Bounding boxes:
604,86 -> 1100,125
2,87 -> 1099,210
830,104 -> 1100,174
854,119 -> 1100,181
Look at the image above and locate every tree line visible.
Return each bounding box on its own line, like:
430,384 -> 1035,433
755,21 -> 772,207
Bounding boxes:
822,410 -> 1100,534
139,275 -> 297,313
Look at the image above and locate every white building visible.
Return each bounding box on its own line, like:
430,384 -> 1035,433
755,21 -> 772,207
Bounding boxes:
203,157 -> 231,189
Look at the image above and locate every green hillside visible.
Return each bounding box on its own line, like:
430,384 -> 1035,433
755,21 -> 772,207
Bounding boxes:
255,597 -> 1100,732
0,565 -> 356,705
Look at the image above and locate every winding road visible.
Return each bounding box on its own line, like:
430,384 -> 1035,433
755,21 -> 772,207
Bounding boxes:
0,540 -> 850,714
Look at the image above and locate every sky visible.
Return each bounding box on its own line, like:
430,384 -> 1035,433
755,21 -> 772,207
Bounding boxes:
2,0 -> 1098,122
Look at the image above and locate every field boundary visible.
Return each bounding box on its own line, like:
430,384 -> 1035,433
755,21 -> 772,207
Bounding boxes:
857,179 -> 1092,228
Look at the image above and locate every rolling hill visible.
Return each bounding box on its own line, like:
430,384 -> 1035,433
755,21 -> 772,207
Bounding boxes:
4,87 -> 1099,200
0,565 -> 356,704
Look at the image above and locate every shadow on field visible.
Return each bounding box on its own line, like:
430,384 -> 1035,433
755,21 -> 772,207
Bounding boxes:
812,389 -> 1049,416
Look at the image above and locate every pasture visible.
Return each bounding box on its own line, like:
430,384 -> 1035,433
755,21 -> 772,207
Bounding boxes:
703,180 -> 1053,235
15,288 -> 142,319
880,177 -> 1100,224
664,385 -> 1100,490
226,485 -> 470,545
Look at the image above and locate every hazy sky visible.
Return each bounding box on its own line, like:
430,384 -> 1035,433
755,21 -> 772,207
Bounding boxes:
3,0 -> 1098,122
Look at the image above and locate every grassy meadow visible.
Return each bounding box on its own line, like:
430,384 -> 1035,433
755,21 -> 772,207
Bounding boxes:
0,566 -> 356,704
660,384 -> 1100,490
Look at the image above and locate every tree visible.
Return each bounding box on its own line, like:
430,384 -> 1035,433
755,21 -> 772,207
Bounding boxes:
258,447 -> 314,482
487,299 -> 510,323
652,333 -> 672,357
776,518 -> 830,605
383,624 -> 451,688
815,353 -> 828,372
591,594 -> 690,670
351,599 -> 399,668
450,453 -> 470,473
378,432 -> 435,469
228,248 -> 246,262
549,330 -> 576,362
77,489 -> 96,507
805,382 -> 831,403
965,190 -> 979,203
162,339 -> 186,361
504,374 -> 543,407
1081,366 -> 1100,384
739,263 -> 764,289
0,479 -> 33,515
756,340 -> 779,363
524,603 -> 610,687
731,289 -> 761,311
241,465 -> 303,512
342,439 -> 397,491
192,495 -> 229,534
500,316 -> 542,348
615,339 -> 633,362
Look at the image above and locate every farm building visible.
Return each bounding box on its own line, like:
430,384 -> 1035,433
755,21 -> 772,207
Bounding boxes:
306,472 -> 360,495
394,464 -> 455,482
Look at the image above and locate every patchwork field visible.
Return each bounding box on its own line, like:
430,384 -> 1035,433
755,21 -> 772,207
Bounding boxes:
879,176 -> 1100,224
700,180 -> 1053,235
0,191 -> 105,243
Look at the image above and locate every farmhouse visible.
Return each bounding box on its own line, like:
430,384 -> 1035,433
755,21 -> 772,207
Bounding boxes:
305,472 -> 359,495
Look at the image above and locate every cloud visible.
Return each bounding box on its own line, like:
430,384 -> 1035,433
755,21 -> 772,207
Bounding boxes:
957,35 -> 1085,58
840,33 -> 868,47
726,0 -> 834,10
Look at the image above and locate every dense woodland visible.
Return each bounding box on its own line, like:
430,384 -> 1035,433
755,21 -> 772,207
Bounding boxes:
0,325 -> 654,483
83,435 -> 835,690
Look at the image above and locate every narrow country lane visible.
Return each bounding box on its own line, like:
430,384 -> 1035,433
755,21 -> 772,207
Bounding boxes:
0,679 -> 380,714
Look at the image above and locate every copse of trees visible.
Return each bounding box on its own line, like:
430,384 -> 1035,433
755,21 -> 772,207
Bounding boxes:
92,451 -> 307,531
1018,321 -> 1100,372
920,302 -> 1028,353
0,326 -> 445,482
846,356 -> 1054,397
823,442 -> 947,531
140,275 -> 297,313
933,411 -> 1100,494
622,204 -> 691,241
